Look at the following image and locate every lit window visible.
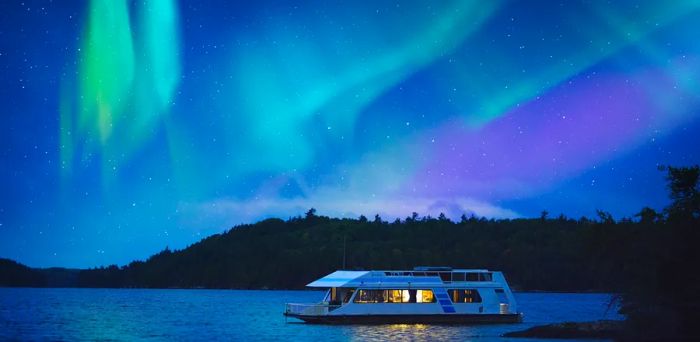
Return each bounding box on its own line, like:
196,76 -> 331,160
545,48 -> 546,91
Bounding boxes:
447,289 -> 482,303
388,290 -> 402,303
354,289 -> 436,303
417,290 -> 435,303
402,290 -> 411,303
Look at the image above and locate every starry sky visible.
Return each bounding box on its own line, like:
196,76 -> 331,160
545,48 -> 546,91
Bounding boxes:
1,0 -> 699,268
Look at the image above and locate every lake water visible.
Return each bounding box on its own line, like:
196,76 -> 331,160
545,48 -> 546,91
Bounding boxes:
0,289 -> 622,341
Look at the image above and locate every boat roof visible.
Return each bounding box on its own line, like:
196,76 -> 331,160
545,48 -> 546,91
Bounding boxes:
306,268 -> 499,288
307,271 -> 370,287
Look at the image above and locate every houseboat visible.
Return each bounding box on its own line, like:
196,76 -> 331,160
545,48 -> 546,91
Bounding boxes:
284,266 -> 522,324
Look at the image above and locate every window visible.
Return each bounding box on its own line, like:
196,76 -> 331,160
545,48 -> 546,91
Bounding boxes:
439,272 -> 452,282
388,289 -> 402,303
418,289 -> 435,303
448,289 -> 482,303
466,273 -> 479,281
452,272 -> 466,282
481,273 -> 493,281
354,289 -> 436,303
354,289 -> 386,303
342,289 -> 355,303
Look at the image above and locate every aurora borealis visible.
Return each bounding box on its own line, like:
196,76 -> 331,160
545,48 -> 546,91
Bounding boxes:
2,0 -> 700,267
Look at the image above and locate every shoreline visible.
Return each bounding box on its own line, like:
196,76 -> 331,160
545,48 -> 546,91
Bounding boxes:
503,320 -> 625,339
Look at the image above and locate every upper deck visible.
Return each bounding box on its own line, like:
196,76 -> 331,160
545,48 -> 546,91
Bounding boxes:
307,267 -> 508,289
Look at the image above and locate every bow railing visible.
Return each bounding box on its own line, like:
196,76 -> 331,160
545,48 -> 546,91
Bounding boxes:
284,303 -> 341,316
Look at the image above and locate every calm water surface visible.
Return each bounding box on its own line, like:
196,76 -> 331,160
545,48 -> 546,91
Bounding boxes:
0,289 -> 622,341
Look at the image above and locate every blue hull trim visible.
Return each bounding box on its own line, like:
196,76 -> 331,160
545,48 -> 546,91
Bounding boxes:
284,313 -> 523,325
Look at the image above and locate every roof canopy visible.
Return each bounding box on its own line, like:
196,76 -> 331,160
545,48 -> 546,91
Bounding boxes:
306,271 -> 369,287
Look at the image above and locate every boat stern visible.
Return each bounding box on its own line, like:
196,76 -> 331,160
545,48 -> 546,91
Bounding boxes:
283,303 -> 339,319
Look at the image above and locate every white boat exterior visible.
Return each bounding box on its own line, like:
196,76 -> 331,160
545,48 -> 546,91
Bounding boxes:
284,267 -> 522,324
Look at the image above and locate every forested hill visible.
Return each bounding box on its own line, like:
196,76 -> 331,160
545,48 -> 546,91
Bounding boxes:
67,210 -> 674,292
0,208 -> 685,292
0,212 -> 661,291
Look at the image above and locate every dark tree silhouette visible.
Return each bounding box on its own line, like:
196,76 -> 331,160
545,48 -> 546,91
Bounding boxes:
595,209 -> 614,224
635,207 -> 660,224
617,165 -> 700,339
305,208 -> 317,220
662,165 -> 700,220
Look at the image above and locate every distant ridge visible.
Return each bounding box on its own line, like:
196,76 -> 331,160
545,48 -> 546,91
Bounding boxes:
0,258 -> 46,287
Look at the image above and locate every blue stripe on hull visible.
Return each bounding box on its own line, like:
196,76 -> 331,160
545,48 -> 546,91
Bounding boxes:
441,306 -> 456,313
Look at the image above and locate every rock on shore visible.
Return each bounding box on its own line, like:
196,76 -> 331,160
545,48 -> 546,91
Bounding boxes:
503,320 -> 624,339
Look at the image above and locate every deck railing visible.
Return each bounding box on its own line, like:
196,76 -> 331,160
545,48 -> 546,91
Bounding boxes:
285,303 -> 340,316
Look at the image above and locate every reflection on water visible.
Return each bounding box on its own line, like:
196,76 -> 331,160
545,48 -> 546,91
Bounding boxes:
0,289 -> 622,341
352,324 -> 472,341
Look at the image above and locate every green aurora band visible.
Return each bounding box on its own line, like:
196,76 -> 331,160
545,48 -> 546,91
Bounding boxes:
60,0 -> 180,184
225,0 -> 502,174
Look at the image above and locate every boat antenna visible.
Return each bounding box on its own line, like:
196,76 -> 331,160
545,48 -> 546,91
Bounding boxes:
342,234 -> 346,270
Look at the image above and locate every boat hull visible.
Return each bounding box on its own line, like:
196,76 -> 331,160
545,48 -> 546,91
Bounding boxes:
284,312 -> 523,325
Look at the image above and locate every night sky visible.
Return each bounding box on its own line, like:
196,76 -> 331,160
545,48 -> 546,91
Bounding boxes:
1,0 -> 699,268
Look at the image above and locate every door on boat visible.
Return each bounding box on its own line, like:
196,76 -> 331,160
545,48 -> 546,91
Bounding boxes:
328,287 -> 355,307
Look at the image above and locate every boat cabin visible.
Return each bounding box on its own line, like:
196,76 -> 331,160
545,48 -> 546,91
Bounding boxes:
284,266 -> 522,324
